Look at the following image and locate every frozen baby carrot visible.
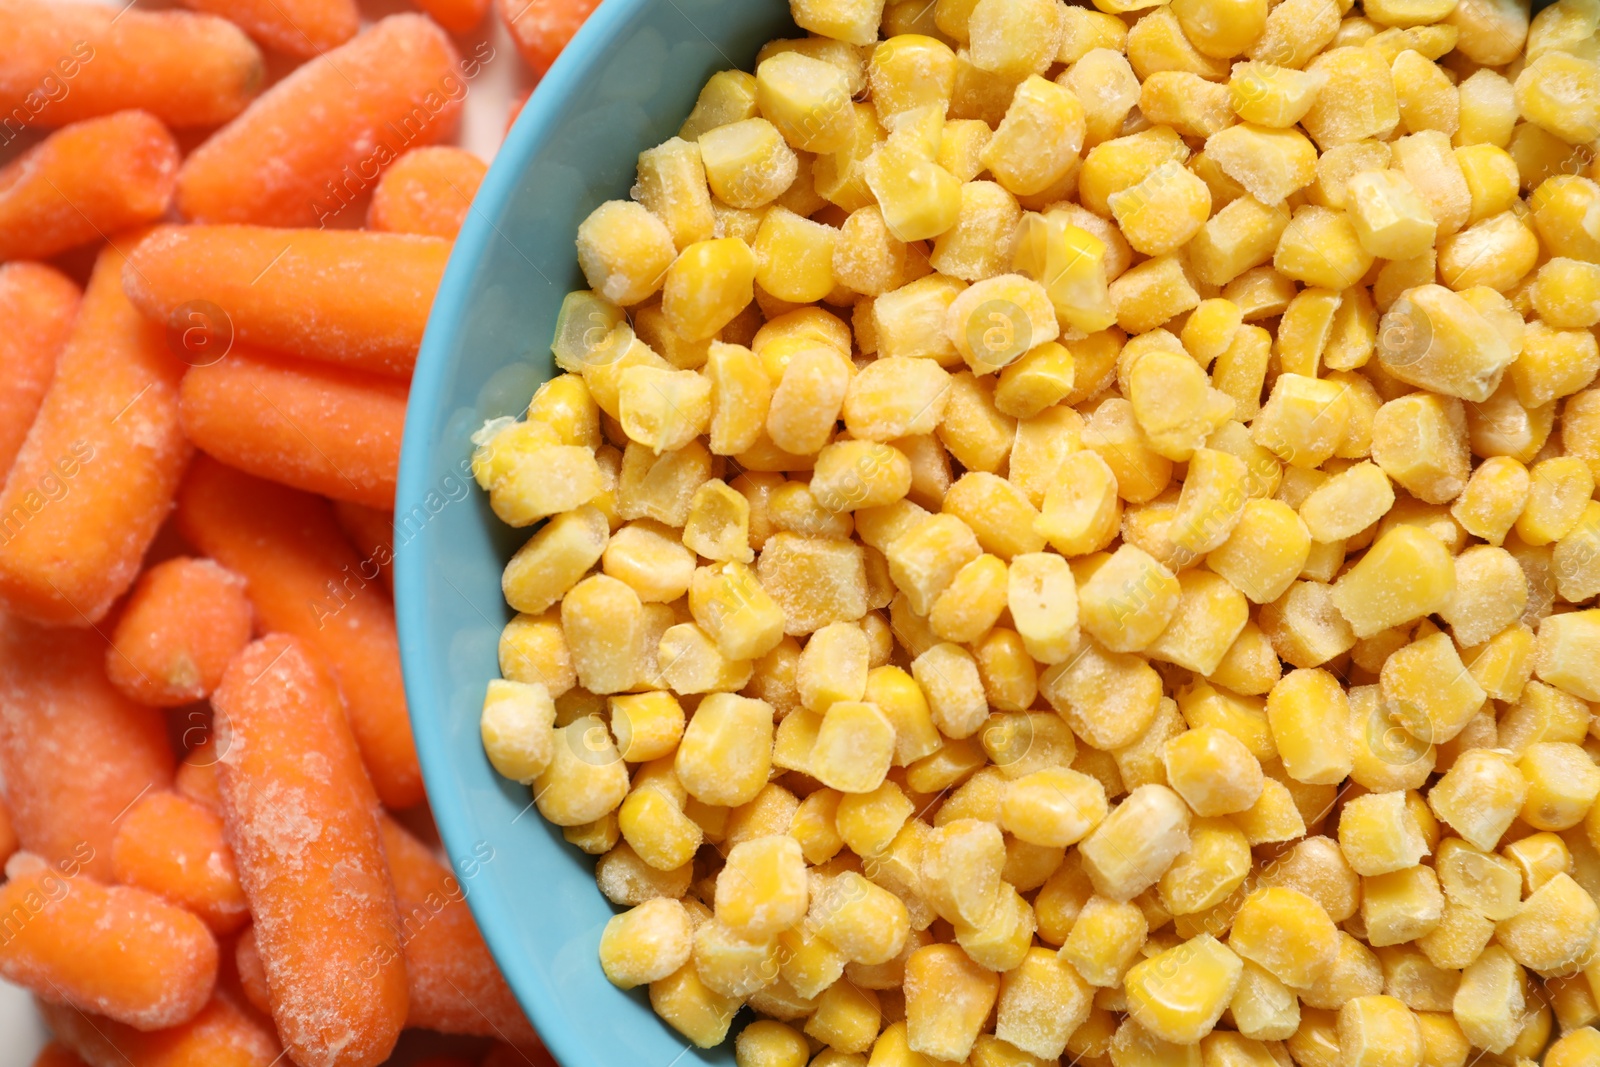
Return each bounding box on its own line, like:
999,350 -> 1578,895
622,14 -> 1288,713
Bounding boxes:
211,635 -> 407,1067
334,503 -> 395,591
0,1 -> 262,131
39,995 -> 283,1067
176,16 -> 462,227
0,621 -> 175,882
124,225 -> 450,378
174,458 -> 421,809
0,244 -> 191,627
0,112 -> 179,262
0,262 -> 79,478
175,0 -> 358,58
406,904 -> 538,1045
415,0 -> 491,33
178,348 -> 406,510
0,854 -> 218,1031
368,147 -> 487,239
380,814 -> 455,904
111,791 -> 248,935
499,0 -> 602,74
232,927 -> 271,1017
106,557 -> 253,708
32,1044 -> 88,1067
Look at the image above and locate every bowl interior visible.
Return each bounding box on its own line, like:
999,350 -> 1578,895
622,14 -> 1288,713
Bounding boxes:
395,0 -> 793,1062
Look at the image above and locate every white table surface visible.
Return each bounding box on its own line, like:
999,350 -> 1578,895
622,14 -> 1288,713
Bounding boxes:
1,1 -> 527,1062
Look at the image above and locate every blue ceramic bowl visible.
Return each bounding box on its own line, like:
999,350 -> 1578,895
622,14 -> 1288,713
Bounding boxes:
393,1 -> 796,1063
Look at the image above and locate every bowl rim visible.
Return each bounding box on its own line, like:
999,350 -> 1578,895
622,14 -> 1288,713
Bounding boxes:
394,0 -> 656,1060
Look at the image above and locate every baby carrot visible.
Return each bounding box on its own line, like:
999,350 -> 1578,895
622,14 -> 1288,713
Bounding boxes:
498,0 -> 602,75
0,854 -> 218,1031
106,557 -> 253,708
123,224 -> 450,378
111,791 -> 248,935
176,15 -> 462,227
0,244 -> 191,627
178,348 -> 406,510
0,621 -> 175,882
0,1 -> 262,130
334,503 -> 395,591
32,1044 -> 88,1067
380,814 -> 455,904
174,458 -> 421,809
0,112 -> 179,262
39,995 -> 283,1067
211,634 -> 407,1067
175,0 -> 358,58
0,262 -> 79,479
415,0 -> 491,33
232,927 -> 271,1018
368,147 -> 487,239
406,904 -> 539,1045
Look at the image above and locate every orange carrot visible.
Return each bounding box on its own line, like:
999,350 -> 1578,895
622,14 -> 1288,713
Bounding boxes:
176,16 -> 463,227
111,791 -> 248,935
0,112 -> 179,262
334,502 -> 395,591
482,1041 -> 558,1067
174,749 -> 223,813
106,557 -> 253,708
210,635 -> 407,1067
499,0 -> 602,74
406,904 -> 539,1045
380,814 -> 456,904
0,854 -> 217,1031
232,927 -> 271,1018
123,224 -> 450,378
0,262 -> 79,479
39,994 -> 283,1067
175,0 -> 358,58
0,1 -> 262,131
178,348 -> 406,511
416,0 -> 492,33
367,147 -> 487,239
0,791 -> 17,870
174,458 -> 421,809
32,1043 -> 89,1067
0,621 -> 175,882
0,243 -> 191,627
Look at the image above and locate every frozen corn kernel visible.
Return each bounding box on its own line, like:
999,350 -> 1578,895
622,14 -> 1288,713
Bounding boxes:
980,75 -> 1086,197
1332,524 -> 1456,640
756,51 -> 855,155
689,561 -> 786,662
620,783 -> 704,871
1206,499 -> 1312,605
481,679 -> 558,784
1347,169 -> 1438,259
904,944 -> 999,1062
1125,934 -> 1244,1044
1065,49 -> 1145,146
1275,205 -> 1376,291
1515,51 -> 1600,146
680,70 -> 760,141
1265,667 -> 1355,786
1298,462 -> 1394,544
1336,995 -> 1424,1067
663,238 -> 758,343
701,118 -> 800,209
1515,456 -> 1596,546
919,817 -> 1006,927
1164,726 -> 1265,817
602,898 -> 694,990
997,766 -> 1108,849
1428,749 -> 1527,851
674,693 -> 774,807
868,35 -> 957,121
1338,791 -> 1430,877
967,0 -> 1062,78
1077,544 -> 1181,654
1041,638 -> 1163,751
1450,456 -> 1530,546
1371,394 -> 1470,505
501,504 -> 610,617
945,273 -> 1059,376
1498,870 -> 1599,974
715,834 -> 807,939
811,700 -> 896,794
753,207 -> 838,305
1380,630 -> 1487,748
578,200 -> 679,306
1230,886 -> 1340,989
1451,946 -> 1524,1054
1252,373 -> 1350,470
1518,741 -> 1600,831
535,714 -> 632,826
928,552 -> 1006,643
1206,124 -> 1320,205
1078,784 -> 1193,902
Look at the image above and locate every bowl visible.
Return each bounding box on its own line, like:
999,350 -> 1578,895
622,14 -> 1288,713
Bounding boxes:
394,0 -> 795,1063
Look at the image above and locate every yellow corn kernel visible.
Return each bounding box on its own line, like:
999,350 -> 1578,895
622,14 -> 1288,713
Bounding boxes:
867,34 -> 957,123
481,678 -> 557,786
661,238 -> 757,343
1032,449 -> 1119,559
1438,546 -> 1527,651
616,435 -> 712,526
1512,457 -> 1595,550
1251,373 -> 1350,470
619,783 -> 704,871
1332,525 -> 1457,639
754,51 -> 854,156
804,981 -> 881,1055
671,692 -> 773,808
992,766 -> 1107,850
1265,668 -> 1354,786
864,137 -> 963,244
917,817 -> 1004,928
1273,205 -> 1377,291
534,713 -> 631,827
1232,894 -> 1342,1007
599,521 -> 692,605
987,949 -> 1090,1062
1227,63 -> 1324,130
528,373 -> 602,451
703,342 -> 770,458
1453,67 -> 1516,150
913,640 -> 990,739
864,665 -> 942,768
954,881 -> 1036,972
811,700 -> 896,795
1126,4 -> 1231,78
1531,174 -> 1600,262
712,834 -> 807,941
945,273 -> 1059,377
1226,961 -> 1301,1043
1428,748 -> 1527,851
499,610 -> 576,697
1296,461 -> 1393,545
1549,1028 -> 1600,1067
796,621 -> 870,714
1203,125 -> 1317,209
1379,630 -> 1487,749
927,553 -> 1006,644
980,75 -> 1086,198
682,479 -> 753,564
651,963 -> 742,1048
965,0 -> 1061,78
1452,945 -> 1524,1054
499,506 -> 607,618
734,1019 -> 810,1067
752,207 -> 837,305
1258,579 -> 1355,670
929,181 -> 1021,283
680,69 -> 760,141
813,870 -> 912,968
600,897 -> 694,991
700,118 -> 800,209
990,343 -> 1073,422
1178,301 -> 1241,370
473,421 -> 604,528
1335,995 -> 1424,1067
1163,726 -> 1266,818
934,370 -> 1013,474
561,573 -> 644,694
1125,934 -> 1245,1045
1515,51 -> 1600,146
1391,48 -> 1458,137
1498,869 -> 1600,975
1530,257 -> 1600,330
606,691 -> 684,764
688,560 -> 785,662
1108,254 -> 1202,338
869,277 -> 963,368
885,511 -> 981,616
1204,498 -> 1313,606
576,200 -> 678,307
834,207 -> 908,299
835,781 -> 913,862
903,944 -> 999,1062
1534,608 -> 1600,703
1075,543 -> 1181,653
1343,169 -> 1437,260
1159,817 -> 1252,920
1518,741 -> 1600,832
992,553 -> 1077,667
1449,455 -> 1530,547
1078,784 -> 1194,903
1337,790 -> 1429,878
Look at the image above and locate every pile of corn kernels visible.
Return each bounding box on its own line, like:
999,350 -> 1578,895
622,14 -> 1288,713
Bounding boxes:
473,0 -> 1600,1063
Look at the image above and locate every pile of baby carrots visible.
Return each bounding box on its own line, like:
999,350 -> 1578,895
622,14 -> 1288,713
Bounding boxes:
0,1 -> 596,1065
